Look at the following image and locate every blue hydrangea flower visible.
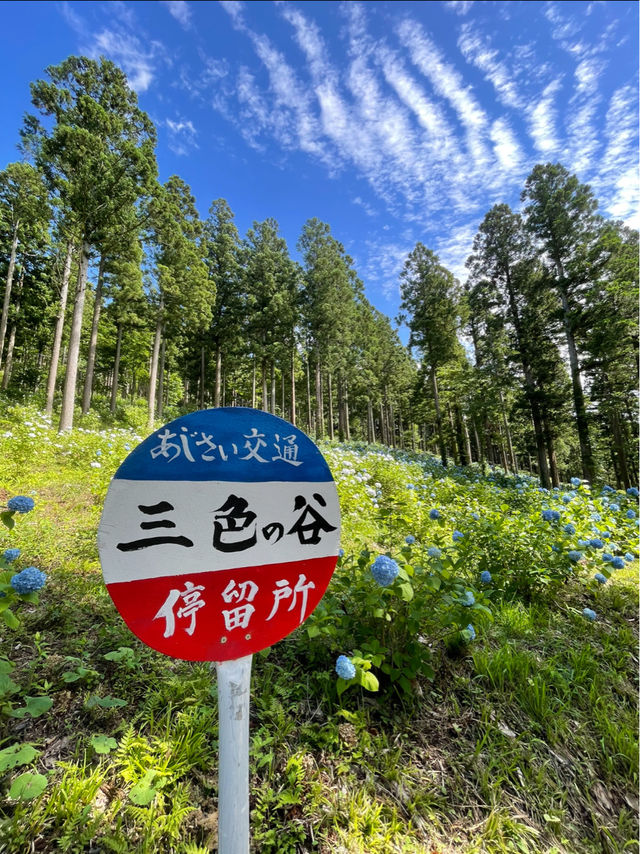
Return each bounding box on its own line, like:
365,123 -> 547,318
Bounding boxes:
427,546 -> 442,559
625,552 -> 635,562
452,530 -> 464,542
602,553 -> 613,563
561,494 -> 572,504
568,551 -> 583,562
429,509 -> 441,520
3,548 -> 20,563
370,555 -> 399,587
541,509 -> 561,522
609,503 -> 620,512
466,624 -> 476,641
461,590 -> 475,606
626,509 -> 636,519
563,524 -> 575,535
570,477 -> 581,487
594,573 -> 607,585
601,485 -> 615,493
7,496 -> 35,514
338,548 -> 345,557
578,539 -> 589,548
582,608 -> 597,621
589,538 -> 604,549
471,513 -> 480,520
602,531 -> 612,539
626,487 -> 639,498
406,484 -> 414,490
10,567 -> 46,594
480,570 -> 492,583
591,513 -> 601,522
405,535 -> 415,545
335,655 -> 356,680
611,556 -> 625,569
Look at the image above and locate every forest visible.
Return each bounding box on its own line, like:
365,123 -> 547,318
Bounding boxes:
0,55 -> 637,489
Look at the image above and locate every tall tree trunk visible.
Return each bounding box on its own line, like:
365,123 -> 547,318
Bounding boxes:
429,364 -> 447,466
261,360 -> 268,412
1,267 -> 23,390
110,323 -> 123,414
147,317 -> 163,431
157,337 -> 166,420
270,362 -> 276,415
214,343 -> 222,407
388,396 -> 396,448
199,344 -> 206,409
45,242 -> 74,416
367,398 -> 374,443
462,414 -> 473,465
290,346 -> 296,426
472,419 -> 484,471
59,240 -> 90,432
447,402 -> 460,465
305,358 -> 312,433
0,222 -> 19,369
542,416 -> 560,486
498,389 -> 517,473
556,272 -> 596,483
338,372 -> 345,442
611,410 -> 631,489
454,404 -> 467,465
81,254 -> 105,415
504,267 -> 551,488
344,378 -> 351,441
315,357 -> 323,438
251,359 -> 256,409
327,372 -> 334,440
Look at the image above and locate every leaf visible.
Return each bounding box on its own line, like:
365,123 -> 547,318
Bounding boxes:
103,647 -> 134,662
90,734 -> 118,754
0,658 -> 14,674
399,582 -> 414,602
359,670 -> 379,692
306,624 -> 320,639
1,608 -> 20,629
9,772 -> 48,801
129,770 -> 160,805
62,671 -> 82,683
1,511 -> 16,530
0,672 -> 19,697
0,744 -> 39,773
10,696 -> 53,719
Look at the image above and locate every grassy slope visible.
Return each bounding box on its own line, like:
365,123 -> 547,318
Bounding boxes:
0,407 -> 637,854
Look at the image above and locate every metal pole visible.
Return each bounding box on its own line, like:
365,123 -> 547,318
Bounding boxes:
214,654 -> 252,854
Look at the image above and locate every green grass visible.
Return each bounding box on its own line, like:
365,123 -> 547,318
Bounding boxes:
0,404 -> 637,853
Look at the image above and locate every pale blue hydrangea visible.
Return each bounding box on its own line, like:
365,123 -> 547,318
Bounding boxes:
589,538 -> 605,549
611,556 -> 625,569
601,485 -> 615,493
541,509 -> 561,522
427,546 -> 442,558
625,552 -> 635,562
452,530 -> 464,542
471,513 -> 480,520
568,551 -> 583,562
405,535 -> 415,545
338,548 -> 345,557
562,494 -> 572,504
602,531 -> 612,539
591,513 -> 601,522
429,509 -> 441,520
578,539 -> 589,548
602,553 -> 613,562
563,524 -> 575,535
335,655 -> 356,680
570,477 -> 581,487
371,555 -> 399,587
466,624 -> 476,641
3,548 -> 20,563
582,608 -> 596,621
480,570 -> 492,583
10,567 -> 46,594
461,590 -> 475,606
609,503 -> 620,512
626,509 -> 636,519
7,496 -> 35,514
594,573 -> 607,584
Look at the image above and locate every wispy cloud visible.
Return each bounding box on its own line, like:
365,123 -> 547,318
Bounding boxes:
527,78 -> 562,154
161,1 -> 192,29
444,1 -> 475,15
165,118 -> 198,155
457,22 -> 523,109
59,2 -> 164,92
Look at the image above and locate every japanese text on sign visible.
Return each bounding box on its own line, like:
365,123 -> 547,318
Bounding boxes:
150,427 -> 303,466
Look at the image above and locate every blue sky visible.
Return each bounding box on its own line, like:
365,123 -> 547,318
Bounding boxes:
1,0 -> 638,339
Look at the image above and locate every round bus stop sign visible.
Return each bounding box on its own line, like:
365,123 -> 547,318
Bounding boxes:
98,408 -> 340,662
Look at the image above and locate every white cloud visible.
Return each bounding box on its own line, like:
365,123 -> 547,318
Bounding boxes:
457,23 -> 523,109
443,1 -> 474,15
162,1 -> 192,29
165,117 -> 198,155
527,78 -> 562,154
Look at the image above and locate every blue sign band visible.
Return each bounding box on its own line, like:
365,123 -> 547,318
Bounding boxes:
114,408 -> 334,483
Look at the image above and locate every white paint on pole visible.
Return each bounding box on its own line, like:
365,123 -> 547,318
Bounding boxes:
214,654 -> 252,854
